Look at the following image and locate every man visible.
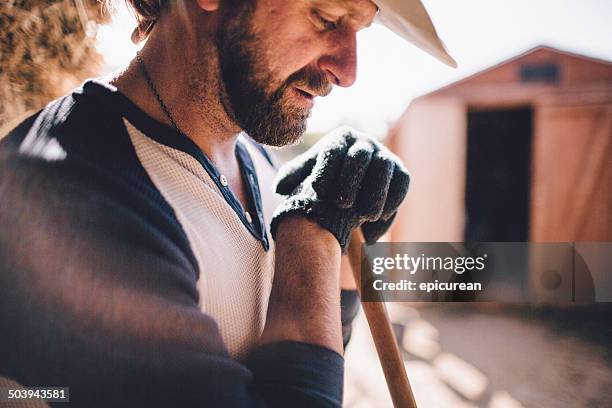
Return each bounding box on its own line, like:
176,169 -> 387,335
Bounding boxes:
0,0 -> 454,406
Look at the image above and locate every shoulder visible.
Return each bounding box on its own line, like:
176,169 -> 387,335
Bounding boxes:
0,80 -> 198,273
0,81 -> 157,213
1,80 -> 133,165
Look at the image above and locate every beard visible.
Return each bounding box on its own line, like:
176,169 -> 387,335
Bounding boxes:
215,3 -> 331,147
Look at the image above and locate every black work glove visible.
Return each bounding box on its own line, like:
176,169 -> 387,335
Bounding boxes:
270,127 -> 410,250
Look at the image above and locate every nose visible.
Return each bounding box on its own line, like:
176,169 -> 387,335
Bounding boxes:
317,30 -> 358,88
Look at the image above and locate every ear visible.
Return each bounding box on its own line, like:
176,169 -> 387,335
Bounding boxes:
196,0 -> 220,12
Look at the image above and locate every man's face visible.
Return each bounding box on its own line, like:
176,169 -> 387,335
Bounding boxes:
215,0 -> 377,147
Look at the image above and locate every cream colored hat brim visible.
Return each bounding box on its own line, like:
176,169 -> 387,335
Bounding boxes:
375,0 -> 457,67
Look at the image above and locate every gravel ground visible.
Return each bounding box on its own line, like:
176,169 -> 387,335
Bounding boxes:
344,303 -> 612,408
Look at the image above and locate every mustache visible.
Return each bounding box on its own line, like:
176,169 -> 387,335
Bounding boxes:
285,66 -> 333,97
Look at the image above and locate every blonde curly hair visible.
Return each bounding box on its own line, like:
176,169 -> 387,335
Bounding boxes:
0,0 -> 109,126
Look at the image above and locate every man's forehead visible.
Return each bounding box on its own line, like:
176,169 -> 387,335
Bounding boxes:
310,0 -> 378,27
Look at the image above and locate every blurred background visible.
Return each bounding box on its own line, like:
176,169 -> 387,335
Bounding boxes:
1,0 -> 611,407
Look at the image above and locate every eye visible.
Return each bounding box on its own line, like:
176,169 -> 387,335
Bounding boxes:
320,15 -> 338,30
313,10 -> 339,31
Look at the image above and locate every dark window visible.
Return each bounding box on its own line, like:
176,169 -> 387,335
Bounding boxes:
519,62 -> 560,83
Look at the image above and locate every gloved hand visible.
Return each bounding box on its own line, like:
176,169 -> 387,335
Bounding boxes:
270,127 -> 410,250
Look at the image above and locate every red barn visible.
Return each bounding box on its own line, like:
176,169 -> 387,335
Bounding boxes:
388,46 -> 612,243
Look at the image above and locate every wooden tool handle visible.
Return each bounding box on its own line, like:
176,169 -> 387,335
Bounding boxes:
347,229 -> 418,408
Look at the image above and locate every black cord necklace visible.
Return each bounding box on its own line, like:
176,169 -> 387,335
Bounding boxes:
135,52 -> 260,229
135,51 -> 185,136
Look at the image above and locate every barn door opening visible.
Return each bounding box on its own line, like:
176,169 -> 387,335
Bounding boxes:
464,107 -> 533,241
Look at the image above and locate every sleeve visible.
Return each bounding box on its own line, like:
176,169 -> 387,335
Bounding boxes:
340,290 -> 360,348
0,154 -> 343,407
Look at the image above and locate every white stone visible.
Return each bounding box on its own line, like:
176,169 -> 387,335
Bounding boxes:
433,352 -> 488,401
407,360 -> 478,408
402,318 -> 441,360
386,303 -> 420,325
489,390 -> 525,408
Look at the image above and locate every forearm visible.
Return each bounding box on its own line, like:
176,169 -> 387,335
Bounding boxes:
340,254 -> 357,290
260,216 -> 343,355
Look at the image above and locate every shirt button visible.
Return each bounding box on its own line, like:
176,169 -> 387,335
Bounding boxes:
219,175 -> 228,186
245,211 -> 253,223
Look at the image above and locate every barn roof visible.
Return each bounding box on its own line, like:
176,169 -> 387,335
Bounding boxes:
420,45 -> 612,99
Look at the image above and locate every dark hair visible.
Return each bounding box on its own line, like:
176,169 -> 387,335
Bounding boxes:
117,0 -> 166,43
